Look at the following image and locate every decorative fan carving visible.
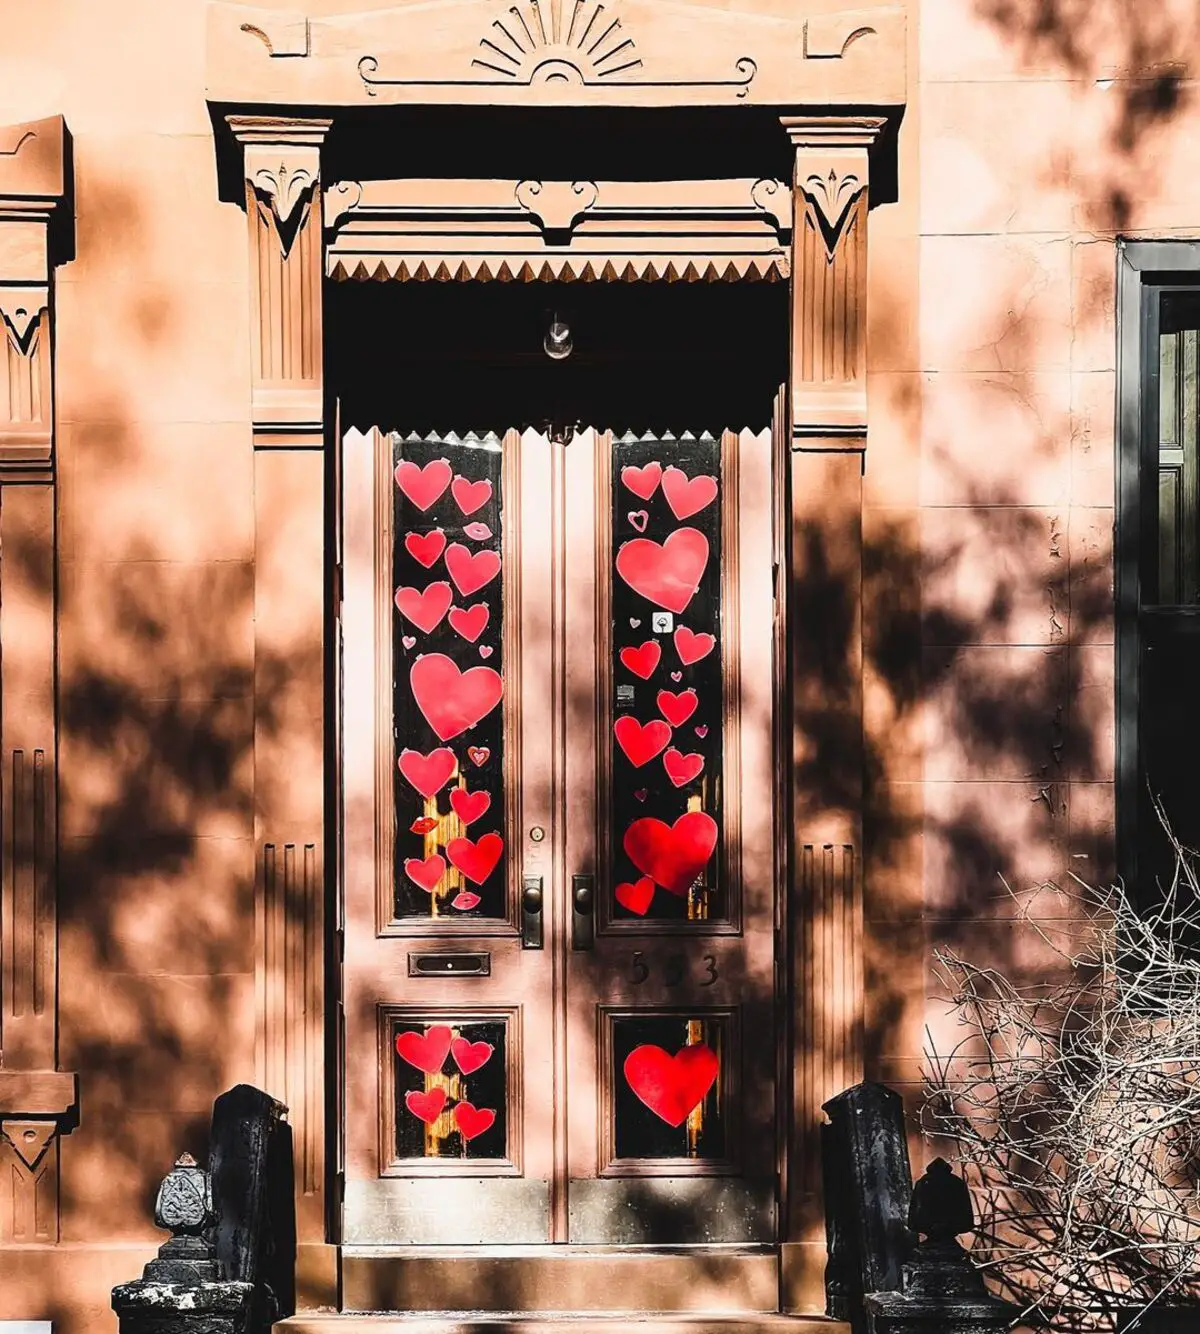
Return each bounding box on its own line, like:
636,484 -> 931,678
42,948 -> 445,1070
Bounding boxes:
475,0 -> 641,84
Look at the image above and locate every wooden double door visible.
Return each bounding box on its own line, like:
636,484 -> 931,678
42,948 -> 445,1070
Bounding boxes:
341,422 -> 779,1257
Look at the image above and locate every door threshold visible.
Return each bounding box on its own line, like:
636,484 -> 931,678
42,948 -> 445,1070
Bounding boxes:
278,1318 -> 846,1331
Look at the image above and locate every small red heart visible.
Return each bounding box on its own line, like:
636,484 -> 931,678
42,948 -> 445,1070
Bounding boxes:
463,522 -> 493,541
453,1101 -> 497,1142
451,475 -> 493,516
614,716 -> 672,768
451,1037 -> 494,1074
624,811 -> 718,896
467,746 -> 490,766
674,625 -> 716,665
448,602 -> 490,643
479,645 -> 493,658
411,654 -> 504,741
404,854 -> 446,893
694,725 -> 709,739
621,461 -> 662,500
395,581 -> 453,633
446,543 -> 502,596
446,832 -> 504,884
623,1043 -> 719,1126
628,510 -> 649,533
615,875 -> 655,915
634,788 -> 648,801
661,466 -> 719,520
451,890 -> 481,910
405,529 -> 447,568
657,688 -> 698,727
398,747 -> 458,797
396,1024 -> 453,1073
395,458 -> 452,511
410,816 -> 439,835
663,747 -> 705,787
670,670 -> 682,682
619,640 -> 661,680
616,528 -> 709,614
449,788 -> 491,825
402,635 -> 417,650
405,1087 -> 447,1124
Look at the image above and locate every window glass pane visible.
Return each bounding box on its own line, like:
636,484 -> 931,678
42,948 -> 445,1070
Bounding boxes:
1157,296 -> 1200,603
392,433 -> 506,920
610,434 -> 724,922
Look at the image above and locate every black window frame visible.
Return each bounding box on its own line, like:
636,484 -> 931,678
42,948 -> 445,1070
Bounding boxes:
1116,240 -> 1200,893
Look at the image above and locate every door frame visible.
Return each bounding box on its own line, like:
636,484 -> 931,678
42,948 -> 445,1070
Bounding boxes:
208,0 -> 905,1310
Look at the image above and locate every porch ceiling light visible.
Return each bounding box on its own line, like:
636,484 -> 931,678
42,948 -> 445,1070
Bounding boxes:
544,314 -> 573,360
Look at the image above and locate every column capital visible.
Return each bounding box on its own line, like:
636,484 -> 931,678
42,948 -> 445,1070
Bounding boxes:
225,114 -> 333,147
779,114 -> 887,152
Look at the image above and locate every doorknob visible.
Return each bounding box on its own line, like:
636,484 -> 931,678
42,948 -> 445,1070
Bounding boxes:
521,875 -> 544,950
572,874 -> 595,951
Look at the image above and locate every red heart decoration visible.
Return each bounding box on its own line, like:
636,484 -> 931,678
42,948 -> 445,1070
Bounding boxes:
621,461 -> 662,500
451,475 -> 493,515
628,510 -> 648,533
404,854 -> 446,893
398,746 -> 457,797
402,635 -> 417,650
615,528 -> 709,614
395,581 -> 453,634
411,654 -> 503,741
396,1024 -> 453,1073
446,543 -> 502,597
464,522 -> 492,541
405,1087 -> 447,1124
657,688 -> 698,727
446,832 -> 504,884
623,1043 -> 719,1126
449,787 -> 491,825
451,1037 -> 494,1074
479,645 -> 493,659
619,640 -> 661,680
615,875 -> 655,916
395,458 -> 452,511
453,1101 -> 496,1141
623,811 -> 718,896
410,816 -> 439,835
405,529 -> 447,568
664,747 -> 705,787
670,671 -> 682,682
448,602 -> 490,643
694,725 -> 709,738
661,466 -> 718,520
467,746 -> 490,766
452,890 -> 481,910
614,716 -> 672,768
674,625 -> 716,665
634,788 -> 648,801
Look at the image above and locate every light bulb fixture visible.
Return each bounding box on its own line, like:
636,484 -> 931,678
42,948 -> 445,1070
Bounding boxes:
544,313 -> 573,361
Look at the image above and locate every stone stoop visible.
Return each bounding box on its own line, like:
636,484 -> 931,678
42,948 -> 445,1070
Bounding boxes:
276,1318 -> 848,1334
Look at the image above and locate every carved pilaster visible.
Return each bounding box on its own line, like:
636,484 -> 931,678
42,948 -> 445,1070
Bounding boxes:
782,116 -> 885,441
0,1118 -> 60,1242
227,115 -> 331,448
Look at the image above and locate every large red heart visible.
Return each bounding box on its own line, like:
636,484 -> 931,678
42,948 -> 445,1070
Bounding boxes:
615,875 -> 655,916
614,716 -> 672,768
674,625 -> 716,665
623,811 -> 718,896
446,543 -> 502,597
615,528 -> 708,615
396,1024 -> 453,1074
451,475 -> 493,515
453,1101 -> 496,1141
446,832 -> 504,885
657,688 -> 698,727
395,581 -> 453,633
404,854 -> 446,893
663,748 -> 705,787
619,640 -> 661,680
395,458 -> 452,511
411,654 -> 503,741
449,787 -> 491,825
405,529 -> 447,568
621,461 -> 662,500
448,602 -> 490,643
405,1087 -> 447,1124
623,1043 -> 719,1127
661,466 -> 718,520
398,746 -> 457,797
451,1037 -> 493,1075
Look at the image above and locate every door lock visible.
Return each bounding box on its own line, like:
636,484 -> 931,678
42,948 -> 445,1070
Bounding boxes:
521,875 -> 544,949
572,874 -> 595,951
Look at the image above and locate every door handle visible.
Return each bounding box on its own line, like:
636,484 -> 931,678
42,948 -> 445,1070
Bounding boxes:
572,874 -> 595,951
521,875 -> 544,950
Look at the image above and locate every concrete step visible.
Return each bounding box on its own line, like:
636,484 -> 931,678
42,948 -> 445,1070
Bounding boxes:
278,1318 -> 846,1334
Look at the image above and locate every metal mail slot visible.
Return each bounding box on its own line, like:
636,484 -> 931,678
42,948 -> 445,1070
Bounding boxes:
407,951 -> 491,978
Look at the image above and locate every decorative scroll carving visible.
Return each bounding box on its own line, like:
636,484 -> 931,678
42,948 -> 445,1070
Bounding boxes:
804,12 -> 879,60
750,178 -> 789,236
250,159 -> 317,237
239,14 -> 310,57
323,180 -> 363,232
0,1119 -> 59,1242
259,841 -> 323,1202
474,0 -> 641,81
515,179 -> 598,233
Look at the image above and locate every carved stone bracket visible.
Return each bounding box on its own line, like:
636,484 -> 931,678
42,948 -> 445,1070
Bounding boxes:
515,179 -> 598,235
782,115 -> 885,443
228,115 -> 331,447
